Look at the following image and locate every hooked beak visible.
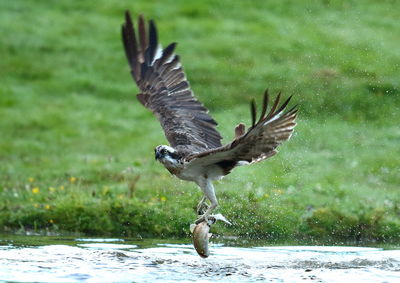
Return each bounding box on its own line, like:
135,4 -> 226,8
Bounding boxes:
155,151 -> 162,160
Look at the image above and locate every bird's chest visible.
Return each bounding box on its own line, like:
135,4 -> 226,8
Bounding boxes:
163,161 -> 199,182
163,160 -> 225,182
165,165 -> 182,176
161,159 -> 187,179
177,163 -> 225,182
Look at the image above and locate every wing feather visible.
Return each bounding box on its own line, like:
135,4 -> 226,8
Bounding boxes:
185,92 -> 298,172
122,12 -> 222,153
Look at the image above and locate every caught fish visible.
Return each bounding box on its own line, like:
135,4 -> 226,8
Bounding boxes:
192,221 -> 212,258
191,214 -> 232,258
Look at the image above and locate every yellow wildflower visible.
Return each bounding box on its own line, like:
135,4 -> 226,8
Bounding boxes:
28,177 -> 35,183
59,185 -> 65,191
263,193 -> 269,199
33,203 -> 39,208
160,196 -> 167,202
44,205 -> 51,210
49,187 -> 55,192
49,219 -> 54,224
69,177 -> 77,183
31,187 -> 40,194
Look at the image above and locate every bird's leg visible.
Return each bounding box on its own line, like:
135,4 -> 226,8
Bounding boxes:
195,178 -> 218,224
196,196 -> 209,215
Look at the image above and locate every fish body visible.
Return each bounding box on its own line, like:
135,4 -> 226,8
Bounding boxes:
191,214 -> 231,258
192,221 -> 212,258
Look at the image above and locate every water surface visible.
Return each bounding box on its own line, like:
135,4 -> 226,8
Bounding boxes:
0,235 -> 399,282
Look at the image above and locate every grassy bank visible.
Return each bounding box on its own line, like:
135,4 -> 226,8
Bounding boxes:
1,0 -> 399,242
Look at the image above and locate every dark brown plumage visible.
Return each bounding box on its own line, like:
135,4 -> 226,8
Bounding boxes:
122,12 -> 222,154
185,91 -> 298,173
122,11 -> 298,170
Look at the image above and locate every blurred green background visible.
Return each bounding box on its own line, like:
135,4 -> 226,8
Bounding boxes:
1,0 -> 399,243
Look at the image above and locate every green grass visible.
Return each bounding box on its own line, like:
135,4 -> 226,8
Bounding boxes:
1,0 -> 399,243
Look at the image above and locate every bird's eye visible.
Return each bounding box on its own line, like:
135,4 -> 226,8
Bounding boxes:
161,149 -> 167,155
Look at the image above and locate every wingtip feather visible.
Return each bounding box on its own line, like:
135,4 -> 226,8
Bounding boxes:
147,19 -> 158,64
258,89 -> 269,123
251,99 -> 257,127
138,14 -> 147,55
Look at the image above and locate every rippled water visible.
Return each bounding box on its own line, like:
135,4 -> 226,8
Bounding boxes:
0,235 -> 399,282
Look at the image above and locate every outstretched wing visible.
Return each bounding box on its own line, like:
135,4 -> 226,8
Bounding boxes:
185,91 -> 298,173
122,12 -> 222,153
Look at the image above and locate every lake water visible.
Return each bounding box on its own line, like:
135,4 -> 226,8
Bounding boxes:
0,235 -> 399,282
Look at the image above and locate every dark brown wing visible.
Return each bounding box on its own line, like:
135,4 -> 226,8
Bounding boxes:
185,91 -> 298,173
122,12 -> 222,153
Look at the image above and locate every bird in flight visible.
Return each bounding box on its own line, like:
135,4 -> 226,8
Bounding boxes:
121,12 -> 298,224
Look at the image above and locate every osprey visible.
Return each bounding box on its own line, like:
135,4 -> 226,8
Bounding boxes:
121,12 -> 298,224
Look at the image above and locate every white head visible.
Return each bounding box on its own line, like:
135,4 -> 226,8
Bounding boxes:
154,145 -> 179,167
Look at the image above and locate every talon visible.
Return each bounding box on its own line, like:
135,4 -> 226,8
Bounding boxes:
196,196 -> 209,215
197,202 -> 209,216
210,213 -> 232,225
195,215 -> 207,225
195,214 -> 215,225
